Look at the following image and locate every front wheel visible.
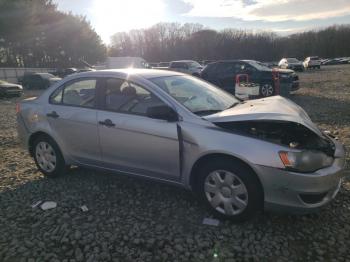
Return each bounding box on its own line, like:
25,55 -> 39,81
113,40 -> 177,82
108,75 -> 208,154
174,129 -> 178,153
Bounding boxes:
195,159 -> 263,222
260,83 -> 274,97
33,136 -> 67,178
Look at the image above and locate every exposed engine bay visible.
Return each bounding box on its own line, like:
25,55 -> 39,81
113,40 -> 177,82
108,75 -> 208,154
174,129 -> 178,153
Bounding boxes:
215,120 -> 335,156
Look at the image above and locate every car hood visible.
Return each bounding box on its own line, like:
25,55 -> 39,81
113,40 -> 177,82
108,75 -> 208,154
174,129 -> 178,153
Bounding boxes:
277,68 -> 295,74
204,96 -> 322,136
0,83 -> 22,89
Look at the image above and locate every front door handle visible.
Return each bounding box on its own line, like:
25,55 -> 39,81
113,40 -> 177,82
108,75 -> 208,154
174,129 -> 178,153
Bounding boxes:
46,111 -> 59,118
99,119 -> 115,127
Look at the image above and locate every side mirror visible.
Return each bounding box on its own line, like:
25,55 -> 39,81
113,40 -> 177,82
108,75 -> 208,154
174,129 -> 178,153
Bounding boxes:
147,105 -> 178,122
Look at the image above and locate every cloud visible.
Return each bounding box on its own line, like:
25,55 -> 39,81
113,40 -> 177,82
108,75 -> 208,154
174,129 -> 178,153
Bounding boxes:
182,0 -> 350,22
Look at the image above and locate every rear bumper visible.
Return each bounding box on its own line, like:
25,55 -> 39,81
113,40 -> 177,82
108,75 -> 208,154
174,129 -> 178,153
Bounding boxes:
254,140 -> 347,213
16,114 -> 30,150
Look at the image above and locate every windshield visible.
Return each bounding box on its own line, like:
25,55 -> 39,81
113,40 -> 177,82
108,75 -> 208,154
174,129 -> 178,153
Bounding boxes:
149,75 -> 239,115
38,73 -> 55,79
287,58 -> 299,63
246,60 -> 271,71
188,61 -> 202,68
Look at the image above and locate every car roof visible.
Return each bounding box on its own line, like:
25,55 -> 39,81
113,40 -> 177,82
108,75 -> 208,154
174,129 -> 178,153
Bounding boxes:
171,60 -> 197,63
72,68 -> 184,80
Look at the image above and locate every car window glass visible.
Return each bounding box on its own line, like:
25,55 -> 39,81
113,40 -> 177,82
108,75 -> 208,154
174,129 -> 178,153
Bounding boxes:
105,78 -> 125,111
50,88 -> 63,104
105,80 -> 165,116
62,79 -> 96,107
150,75 -> 238,114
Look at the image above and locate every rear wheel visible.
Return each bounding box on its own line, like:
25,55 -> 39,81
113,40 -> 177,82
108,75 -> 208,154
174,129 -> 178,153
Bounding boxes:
33,135 -> 66,178
260,83 -> 274,97
195,159 -> 263,222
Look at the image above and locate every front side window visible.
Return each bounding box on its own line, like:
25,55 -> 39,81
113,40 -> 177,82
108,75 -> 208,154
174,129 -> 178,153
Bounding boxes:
150,75 -> 239,116
105,78 -> 165,116
50,79 -> 96,107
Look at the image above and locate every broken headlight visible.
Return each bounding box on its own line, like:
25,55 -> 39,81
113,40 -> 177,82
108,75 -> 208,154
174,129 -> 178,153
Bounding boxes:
279,150 -> 334,173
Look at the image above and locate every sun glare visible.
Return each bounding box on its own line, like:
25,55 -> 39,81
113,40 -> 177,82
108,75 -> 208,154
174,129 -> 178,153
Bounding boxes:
91,0 -> 165,43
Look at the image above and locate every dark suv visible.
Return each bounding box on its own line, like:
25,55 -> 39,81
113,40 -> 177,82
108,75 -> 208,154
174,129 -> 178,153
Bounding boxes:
201,60 -> 299,96
20,73 -> 62,89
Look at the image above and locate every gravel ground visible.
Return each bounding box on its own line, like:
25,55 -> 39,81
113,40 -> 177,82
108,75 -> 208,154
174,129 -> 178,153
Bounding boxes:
0,65 -> 350,262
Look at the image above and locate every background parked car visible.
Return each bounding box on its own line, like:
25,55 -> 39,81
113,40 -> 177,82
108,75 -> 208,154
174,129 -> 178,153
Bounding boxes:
322,57 -> 350,65
278,58 -> 304,71
168,60 -> 203,76
20,73 -> 61,89
0,80 -> 23,97
158,62 -> 170,67
201,60 -> 299,96
303,56 -> 321,69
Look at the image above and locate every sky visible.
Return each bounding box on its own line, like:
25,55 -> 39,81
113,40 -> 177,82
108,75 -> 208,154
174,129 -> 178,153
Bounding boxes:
54,0 -> 350,44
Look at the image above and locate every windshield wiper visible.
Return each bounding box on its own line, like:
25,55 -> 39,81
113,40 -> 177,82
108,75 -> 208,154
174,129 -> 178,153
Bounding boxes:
193,109 -> 222,116
226,102 -> 240,109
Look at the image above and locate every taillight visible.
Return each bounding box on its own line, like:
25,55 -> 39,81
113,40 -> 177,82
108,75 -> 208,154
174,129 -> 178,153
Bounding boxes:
16,103 -> 21,113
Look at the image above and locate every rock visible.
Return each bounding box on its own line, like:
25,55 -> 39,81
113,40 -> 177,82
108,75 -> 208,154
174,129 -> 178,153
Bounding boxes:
75,248 -> 84,262
74,230 -> 82,240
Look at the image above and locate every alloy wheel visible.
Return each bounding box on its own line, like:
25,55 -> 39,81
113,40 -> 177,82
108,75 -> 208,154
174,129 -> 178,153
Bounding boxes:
261,84 -> 274,97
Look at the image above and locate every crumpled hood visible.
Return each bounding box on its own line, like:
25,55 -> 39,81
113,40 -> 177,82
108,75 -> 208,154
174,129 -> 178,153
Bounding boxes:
204,96 -> 322,136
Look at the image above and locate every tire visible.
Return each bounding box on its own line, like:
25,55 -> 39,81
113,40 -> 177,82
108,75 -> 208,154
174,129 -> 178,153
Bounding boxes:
260,83 -> 274,97
32,135 -> 67,178
194,159 -> 263,222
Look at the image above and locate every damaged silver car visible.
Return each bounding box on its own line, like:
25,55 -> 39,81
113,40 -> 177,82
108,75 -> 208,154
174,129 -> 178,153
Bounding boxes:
16,69 -> 347,221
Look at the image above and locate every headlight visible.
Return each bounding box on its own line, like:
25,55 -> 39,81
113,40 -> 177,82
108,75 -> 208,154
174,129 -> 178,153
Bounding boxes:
279,150 -> 334,172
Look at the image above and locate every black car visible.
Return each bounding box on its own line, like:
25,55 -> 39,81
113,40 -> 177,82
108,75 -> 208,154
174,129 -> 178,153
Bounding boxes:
20,73 -> 62,89
201,60 -> 299,97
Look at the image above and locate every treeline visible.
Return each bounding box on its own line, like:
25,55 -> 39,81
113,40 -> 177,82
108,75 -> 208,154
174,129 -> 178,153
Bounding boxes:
109,23 -> 350,62
0,0 -> 106,68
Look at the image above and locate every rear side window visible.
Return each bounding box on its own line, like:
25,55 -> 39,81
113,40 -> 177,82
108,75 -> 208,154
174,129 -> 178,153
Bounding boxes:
216,63 -> 237,74
171,62 -> 187,69
50,79 -> 96,108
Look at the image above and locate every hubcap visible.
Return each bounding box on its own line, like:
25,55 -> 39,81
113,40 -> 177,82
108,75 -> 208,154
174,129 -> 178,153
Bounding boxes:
35,142 -> 56,172
261,84 -> 274,97
204,170 -> 248,216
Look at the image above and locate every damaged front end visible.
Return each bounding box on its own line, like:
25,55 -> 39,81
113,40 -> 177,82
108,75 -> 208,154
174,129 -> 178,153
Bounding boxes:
215,120 -> 336,172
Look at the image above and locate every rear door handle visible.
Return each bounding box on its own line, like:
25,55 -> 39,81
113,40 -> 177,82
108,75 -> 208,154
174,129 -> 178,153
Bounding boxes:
99,119 -> 115,127
46,111 -> 59,118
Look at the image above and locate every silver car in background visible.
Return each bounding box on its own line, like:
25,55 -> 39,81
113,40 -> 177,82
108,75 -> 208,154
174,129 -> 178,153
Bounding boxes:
16,69 -> 346,221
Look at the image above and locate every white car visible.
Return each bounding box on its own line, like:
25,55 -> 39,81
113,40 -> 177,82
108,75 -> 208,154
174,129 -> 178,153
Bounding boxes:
278,58 -> 304,72
303,56 -> 321,69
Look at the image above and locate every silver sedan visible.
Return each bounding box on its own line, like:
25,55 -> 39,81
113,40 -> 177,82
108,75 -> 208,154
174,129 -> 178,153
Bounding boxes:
16,69 -> 347,221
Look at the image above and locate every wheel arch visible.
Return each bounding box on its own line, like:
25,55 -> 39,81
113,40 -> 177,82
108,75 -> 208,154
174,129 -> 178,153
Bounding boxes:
189,153 -> 264,200
28,131 -> 60,157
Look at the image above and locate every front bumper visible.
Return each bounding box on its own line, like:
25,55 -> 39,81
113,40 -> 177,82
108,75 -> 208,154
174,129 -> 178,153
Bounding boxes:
254,140 -> 347,213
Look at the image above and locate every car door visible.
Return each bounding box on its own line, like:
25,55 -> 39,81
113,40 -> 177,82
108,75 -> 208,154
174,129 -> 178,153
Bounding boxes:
236,62 -> 260,84
220,62 -> 238,92
97,78 -> 180,181
46,78 -> 101,165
